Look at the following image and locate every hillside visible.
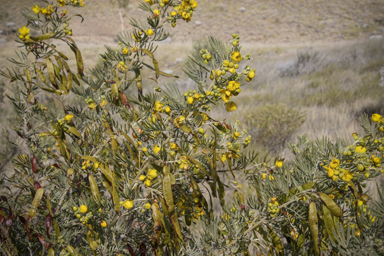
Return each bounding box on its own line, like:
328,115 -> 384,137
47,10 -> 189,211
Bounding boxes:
0,0 -> 384,44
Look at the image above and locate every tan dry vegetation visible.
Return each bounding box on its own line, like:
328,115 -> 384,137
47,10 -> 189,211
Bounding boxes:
1,0 -> 384,44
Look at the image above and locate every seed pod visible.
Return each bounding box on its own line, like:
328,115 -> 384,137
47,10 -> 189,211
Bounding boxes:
46,57 -> 58,89
267,225 -> 284,255
29,188 -> 44,218
34,181 -> 42,190
31,155 -> 37,173
89,240 -> 98,251
47,248 -> 55,256
66,245 -> 77,256
45,214 -> 52,238
127,243 -> 136,256
67,168 -> 74,176
89,174 -> 100,203
151,202 -> 162,240
322,204 -> 337,243
25,69 -> 32,82
140,243 -> 146,256
163,173 -> 175,214
319,193 -> 342,217
35,68 -> 47,84
134,69 -> 143,101
171,212 -> 183,241
309,202 -> 319,256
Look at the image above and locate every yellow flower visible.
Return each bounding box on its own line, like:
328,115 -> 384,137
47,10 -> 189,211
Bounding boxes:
372,156 -> 381,164
223,60 -> 229,67
330,158 -> 340,169
371,113 -> 382,122
261,173 -> 267,179
269,175 -> 274,180
58,0 -> 66,7
32,4 -> 41,14
144,202 -> 151,209
18,26 -> 30,39
101,99 -> 108,107
234,132 -> 240,138
153,9 -> 160,16
275,160 -> 283,168
356,146 -> 367,153
164,106 -> 171,113
154,101 -> 163,112
65,114 -> 74,122
187,97 -> 194,104
342,170 -> 353,182
147,29 -> 154,36
153,144 -> 161,154
248,70 -> 255,79
139,175 -> 146,181
170,142 -> 178,150
100,221 -> 107,227
229,68 -> 236,74
221,90 -> 232,103
123,200 -> 134,209
148,169 -> 157,179
329,194 -> 335,199
231,52 -> 242,63
144,179 -> 152,187
171,11 -> 177,16
328,169 -> 334,177
88,102 -> 97,110
123,47 -> 129,55
142,147 -> 148,152
227,81 -> 240,92
225,102 -> 237,112
79,205 -> 88,213
173,116 -> 185,128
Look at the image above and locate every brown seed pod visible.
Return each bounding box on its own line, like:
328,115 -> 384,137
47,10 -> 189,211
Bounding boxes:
45,214 -> 52,238
31,155 -> 37,173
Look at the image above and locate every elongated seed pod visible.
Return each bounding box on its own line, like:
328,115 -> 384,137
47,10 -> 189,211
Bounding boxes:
267,225 -> 284,255
32,188 -> 44,209
31,155 -> 37,173
47,248 -> 55,256
89,174 -> 100,203
151,202 -> 162,240
163,173 -> 174,214
25,69 -> 32,82
323,204 -> 337,243
320,193 -> 343,217
309,202 -> 319,256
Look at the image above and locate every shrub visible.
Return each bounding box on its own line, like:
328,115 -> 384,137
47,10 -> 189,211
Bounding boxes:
246,104 -> 305,153
0,1 -> 384,256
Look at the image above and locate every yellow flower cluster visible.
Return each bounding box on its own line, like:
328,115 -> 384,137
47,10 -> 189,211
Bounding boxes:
372,113 -> 384,131
183,89 -> 205,105
169,0 -> 198,26
139,169 -> 158,187
267,197 -> 279,218
154,101 -> 163,112
121,199 -> 134,209
72,205 -> 93,225
41,5 -> 55,16
85,99 -> 97,110
117,61 -> 128,72
63,22 -> 72,36
18,26 -> 30,40
323,158 -> 354,182
70,0 -> 84,7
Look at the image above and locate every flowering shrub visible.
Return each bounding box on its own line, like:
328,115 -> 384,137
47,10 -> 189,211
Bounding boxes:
0,0 -> 384,255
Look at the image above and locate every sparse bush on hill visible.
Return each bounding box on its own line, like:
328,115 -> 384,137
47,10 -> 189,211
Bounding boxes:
1,1 -> 384,256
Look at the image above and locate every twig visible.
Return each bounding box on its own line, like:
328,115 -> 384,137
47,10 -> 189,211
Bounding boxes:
0,222 -> 17,255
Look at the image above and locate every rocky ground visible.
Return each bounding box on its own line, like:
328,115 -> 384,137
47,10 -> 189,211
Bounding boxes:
1,0 -> 384,44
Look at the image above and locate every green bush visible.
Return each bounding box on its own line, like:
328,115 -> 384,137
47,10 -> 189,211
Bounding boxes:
0,1 -> 384,256
246,104 -> 305,153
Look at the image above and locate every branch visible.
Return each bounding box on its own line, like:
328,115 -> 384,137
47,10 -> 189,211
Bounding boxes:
0,222 -> 17,255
